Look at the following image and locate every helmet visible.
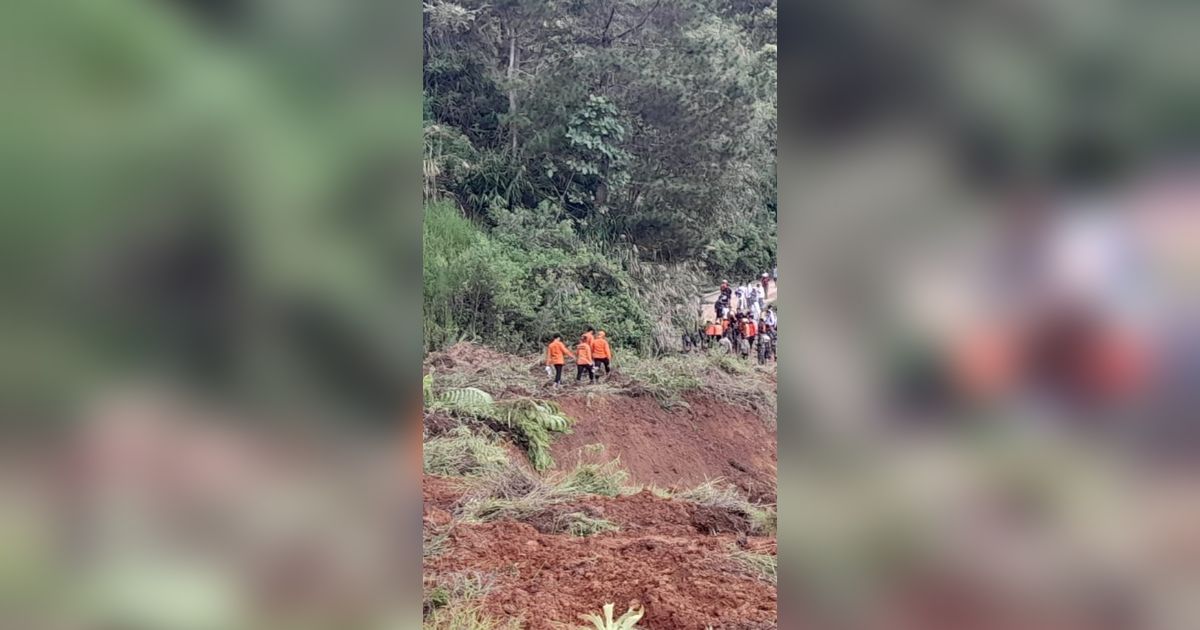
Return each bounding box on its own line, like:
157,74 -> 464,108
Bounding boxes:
762,272 -> 769,277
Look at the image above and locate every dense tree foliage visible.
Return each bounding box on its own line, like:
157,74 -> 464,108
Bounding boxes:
423,0 -> 778,267
423,0 -> 778,353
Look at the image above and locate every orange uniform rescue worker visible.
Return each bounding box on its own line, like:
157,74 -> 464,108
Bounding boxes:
545,334 -> 573,387
575,334 -> 595,383
742,318 -> 757,353
591,330 -> 612,377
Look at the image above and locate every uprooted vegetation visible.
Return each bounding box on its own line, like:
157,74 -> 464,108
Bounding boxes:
729,548 -> 778,585
456,460 -> 631,528
423,571 -> 520,630
674,479 -> 778,536
426,373 -> 574,471
424,426 -> 510,477
438,460 -> 775,541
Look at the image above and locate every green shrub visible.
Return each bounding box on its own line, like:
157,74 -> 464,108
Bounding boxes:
423,200 -> 653,355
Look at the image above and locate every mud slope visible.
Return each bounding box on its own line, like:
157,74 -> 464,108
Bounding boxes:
424,478 -> 777,630
553,393 -> 777,503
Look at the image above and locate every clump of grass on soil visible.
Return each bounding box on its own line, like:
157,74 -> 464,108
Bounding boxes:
459,463 -> 569,523
728,548 -> 777,585
424,571 -> 518,629
557,512 -> 619,537
620,352 -> 775,421
458,460 -> 634,525
620,354 -> 702,408
424,426 -> 511,477
429,353 -> 546,397
676,479 -> 777,535
558,459 -> 629,497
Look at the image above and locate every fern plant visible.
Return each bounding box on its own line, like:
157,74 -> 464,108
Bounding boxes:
578,603 -> 643,630
426,381 -> 573,471
491,398 -> 573,471
436,386 -> 495,411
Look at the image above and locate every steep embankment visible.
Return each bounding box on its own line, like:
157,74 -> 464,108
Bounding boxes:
423,343 -> 777,629
553,393 -> 777,503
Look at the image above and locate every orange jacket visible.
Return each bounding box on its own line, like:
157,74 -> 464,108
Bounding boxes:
591,333 -> 611,359
721,319 -> 730,332
546,339 -> 573,366
706,324 -> 720,336
743,321 -> 757,337
583,331 -> 594,346
575,342 -> 593,364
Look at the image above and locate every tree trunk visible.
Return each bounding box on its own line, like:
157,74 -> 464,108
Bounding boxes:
508,32 -> 518,156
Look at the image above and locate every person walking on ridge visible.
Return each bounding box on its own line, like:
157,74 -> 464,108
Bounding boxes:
592,330 -> 612,377
575,333 -> 595,383
545,334 -> 573,387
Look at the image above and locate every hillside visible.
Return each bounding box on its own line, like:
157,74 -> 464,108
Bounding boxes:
422,343 -> 777,629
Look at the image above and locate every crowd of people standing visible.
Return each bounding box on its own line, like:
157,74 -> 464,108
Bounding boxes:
686,270 -> 778,363
543,269 -> 777,389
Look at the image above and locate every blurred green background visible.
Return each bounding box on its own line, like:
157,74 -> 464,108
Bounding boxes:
0,0 -> 423,423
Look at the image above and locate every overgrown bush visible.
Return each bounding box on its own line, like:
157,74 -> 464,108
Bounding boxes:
424,201 -> 654,355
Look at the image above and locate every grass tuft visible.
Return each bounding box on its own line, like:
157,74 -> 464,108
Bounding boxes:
558,460 -> 628,497
459,463 -> 571,522
424,572 -> 518,629
676,479 -> 777,535
557,512 -> 619,537
729,548 -> 777,585
424,426 -> 510,477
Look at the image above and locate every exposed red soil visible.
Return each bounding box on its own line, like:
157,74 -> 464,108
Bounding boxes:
423,479 -> 776,629
423,344 -> 777,628
423,475 -> 466,528
426,518 -> 776,630
553,392 -> 777,504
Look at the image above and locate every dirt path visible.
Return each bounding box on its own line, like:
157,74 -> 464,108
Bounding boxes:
698,278 -> 777,323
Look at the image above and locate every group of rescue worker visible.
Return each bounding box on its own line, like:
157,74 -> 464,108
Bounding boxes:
688,275 -> 778,362
544,327 -> 613,387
